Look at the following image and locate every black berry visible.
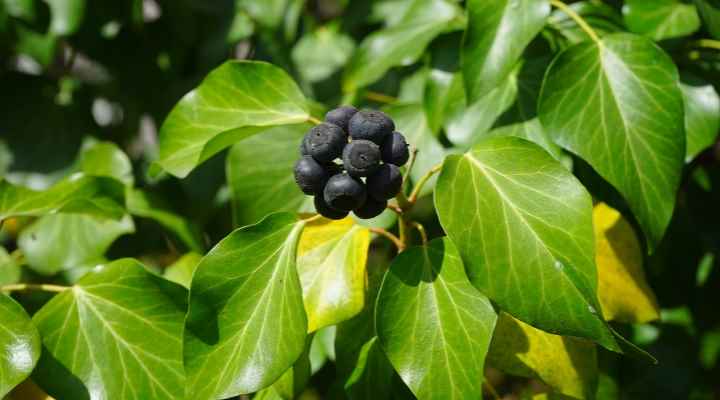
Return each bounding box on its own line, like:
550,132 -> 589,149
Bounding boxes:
299,134 -> 310,156
325,106 -> 358,132
381,131 -> 409,166
343,139 -> 381,177
294,156 -> 329,195
366,164 -> 402,201
306,123 -> 347,163
353,197 -> 387,219
314,194 -> 348,220
348,110 -> 394,144
324,173 -> 367,212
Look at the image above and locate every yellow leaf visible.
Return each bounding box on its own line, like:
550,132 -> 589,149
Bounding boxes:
487,313 -> 597,400
594,203 -> 660,323
298,217 -> 370,332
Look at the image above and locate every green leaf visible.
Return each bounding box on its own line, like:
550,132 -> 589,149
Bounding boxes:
240,0 -> 288,29
78,141 -> 133,185
423,69 -> 457,135
184,213 -> 307,398
695,0 -> 720,38
32,259 -> 187,400
681,78 -> 720,161
0,294 -> 41,398
0,247 -> 20,285
375,237 -> 497,399
623,0 -> 701,41
383,104 -> 446,197
0,174 -> 125,221
18,213 -> 134,275
156,61 -> 309,178
3,0 -> 34,20
461,0 -> 549,102
344,337 -> 396,400
298,217 -> 370,332
163,252 -> 202,289
546,2 -> 623,46
487,313 -> 598,400
484,119 -> 563,161
15,25 -> 57,66
292,25 -> 355,83
343,0 -> 462,92
227,124 -> 312,227
127,189 -> 205,252
435,136 -> 619,351
538,33 -> 685,251
46,0 -> 86,36
254,338 -> 311,400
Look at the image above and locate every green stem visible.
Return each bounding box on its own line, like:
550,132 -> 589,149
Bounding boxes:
411,222 -> 428,245
408,164 -> 442,204
369,227 -> 405,252
365,91 -> 397,104
1,283 -> 69,293
694,39 -> 720,51
307,116 -> 322,125
550,0 -> 600,43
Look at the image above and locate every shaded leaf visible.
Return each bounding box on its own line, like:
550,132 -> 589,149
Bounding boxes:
156,61 -> 309,178
462,0 -> 549,102
484,119 -> 563,161
163,252 -> 203,289
32,259 -> 187,400
435,136 -> 619,351
343,0 -> 462,92
695,0 -> 720,39
344,337 -> 396,400
488,313 -> 598,400
184,213 -> 307,398
624,0 -> 701,40
538,33 -> 685,251
423,69 -> 457,135
0,294 -> 41,398
78,141 -> 133,185
254,338 -> 311,400
546,1 -> 623,46
0,247 -> 20,285
594,203 -> 660,323
298,217 -> 370,332
292,25 -> 355,83
46,0 -> 85,36
376,237 -> 497,399
681,78 -> 720,161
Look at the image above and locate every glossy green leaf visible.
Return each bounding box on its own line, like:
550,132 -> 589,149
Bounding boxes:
344,337 -> 396,400
462,0 -> 549,102
18,213 -> 134,275
15,25 -> 57,66
0,174 -> 125,221
423,69 -> 457,134
484,119 -> 563,161
0,247 -> 20,285
298,217 -> 370,332
78,141 -> 133,185
292,25 -> 355,83
695,0 -> 720,38
184,213 -> 307,399
32,259 -> 187,400
546,2 -> 623,46
681,78 -> 720,161
0,294 -> 40,398
538,33 -> 685,251
343,0 -> 462,92
383,104 -> 446,197
127,189 -> 204,252
47,0 -> 85,36
488,313 -> 598,400
435,136 -> 619,351
376,237 -> 497,399
227,124 -> 312,227
623,0 -> 701,40
156,61 -> 309,178
163,252 -> 202,289
240,0 -> 288,29
254,339 -> 311,400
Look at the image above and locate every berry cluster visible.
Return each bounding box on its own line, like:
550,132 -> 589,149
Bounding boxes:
294,106 -> 410,220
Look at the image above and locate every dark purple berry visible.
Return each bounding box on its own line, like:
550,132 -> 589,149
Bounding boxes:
306,123 -> 347,163
366,164 -> 402,201
348,110 -> 394,144
342,139 -> 381,177
325,106 -> 358,132
314,195 -> 348,220
381,132 -> 409,166
294,156 -> 329,195
324,173 -> 367,212
353,197 -> 387,219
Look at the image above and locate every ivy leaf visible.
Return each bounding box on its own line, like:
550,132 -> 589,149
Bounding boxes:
376,237 -> 497,399
546,2 -> 623,46
18,213 -> 134,275
32,259 -> 187,400
292,25 -> 355,83
78,141 -> 133,185
681,78 -> 720,162
594,203 -> 660,324
423,69 -> 458,135
0,174 -> 125,221
0,294 -> 41,398
254,339 -> 311,400
46,0 -> 85,36
623,0 -> 701,41
155,61 -> 309,178
163,252 -> 203,289
344,337 -> 399,400
343,0 -> 463,92
184,213 -> 307,399
538,33 -> 685,251
0,247 -> 21,285
227,124 -> 312,227
487,313 -> 598,400
298,217 -> 370,332
127,189 -> 205,252
461,0 -> 549,102
695,0 -> 720,39
435,136 -> 619,351
484,119 -> 564,161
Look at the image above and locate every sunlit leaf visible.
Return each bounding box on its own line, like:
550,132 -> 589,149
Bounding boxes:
292,25 -> 355,83
594,203 -> 660,323
163,252 -> 203,289
184,213 -> 307,398
78,141 -> 133,185
0,294 -> 41,398
435,136 -> 619,351
623,0 -> 700,40
376,238 -> 497,399
254,339 -> 311,400
46,0 -> 85,36
0,247 -> 20,285
681,78 -> 720,161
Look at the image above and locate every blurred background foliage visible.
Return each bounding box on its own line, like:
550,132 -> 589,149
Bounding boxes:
0,0 -> 719,399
